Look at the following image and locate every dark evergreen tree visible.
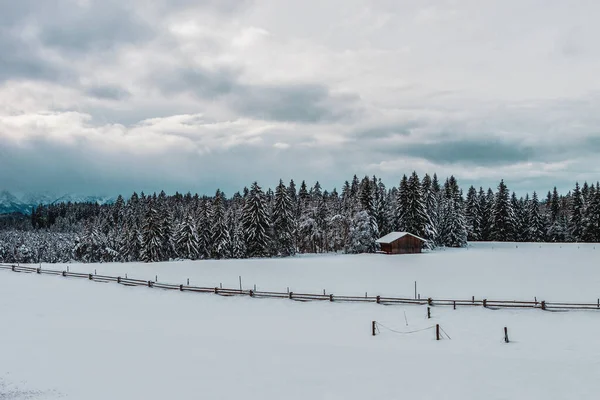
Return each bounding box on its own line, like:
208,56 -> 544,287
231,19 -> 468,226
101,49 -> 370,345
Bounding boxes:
175,213 -> 199,260
241,182 -> 272,257
210,190 -> 230,259
140,203 -> 164,262
583,184 -> 600,242
528,191 -> 545,242
272,180 -> 296,256
569,182 -> 584,242
439,176 -> 467,247
465,186 -> 481,241
395,175 -> 409,231
491,180 -> 515,241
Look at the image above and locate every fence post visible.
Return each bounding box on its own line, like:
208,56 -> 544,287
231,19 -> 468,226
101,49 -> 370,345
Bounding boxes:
148,281 -> 153,288
329,294 -> 334,302
214,287 -> 218,294
504,327 -> 509,343
289,292 -> 293,299
376,295 -> 381,304
372,321 -> 376,336
187,278 -> 189,285
436,324 -> 440,340
472,296 -> 475,303
453,301 -> 456,310
11,265 -> 15,272
37,268 -> 41,274
88,274 -> 93,280
427,307 -> 431,319
249,290 -> 254,297
62,271 -> 66,277
541,301 -> 546,310
483,299 -> 487,308
117,276 -> 121,284
427,297 -> 432,306
180,284 -> 183,291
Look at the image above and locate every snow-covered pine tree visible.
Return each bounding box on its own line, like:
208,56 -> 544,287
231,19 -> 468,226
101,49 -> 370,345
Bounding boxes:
395,175 -> 409,231
520,194 -> 531,242
439,176 -> 467,247
140,202 -> 164,262
210,190 -> 230,259
527,191 -> 545,242
465,186 -> 481,241
421,174 -> 440,246
175,213 -> 199,260
582,183 -> 600,242
491,180 -> 515,241
346,210 -> 378,254
402,171 -> 433,248
241,182 -> 272,258
272,180 -> 296,256
510,192 -> 524,242
569,182 -> 584,242
373,179 -> 391,237
196,197 -> 211,259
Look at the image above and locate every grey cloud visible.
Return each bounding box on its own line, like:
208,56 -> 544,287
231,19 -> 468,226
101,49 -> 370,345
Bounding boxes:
382,138 -> 536,166
0,29 -> 63,83
85,85 -> 131,100
232,84 -> 359,123
39,5 -> 153,52
158,67 -> 359,123
352,123 -> 417,139
0,0 -> 153,53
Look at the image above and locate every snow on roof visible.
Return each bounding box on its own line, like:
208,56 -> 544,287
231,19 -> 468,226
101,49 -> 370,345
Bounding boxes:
375,231 -> 427,244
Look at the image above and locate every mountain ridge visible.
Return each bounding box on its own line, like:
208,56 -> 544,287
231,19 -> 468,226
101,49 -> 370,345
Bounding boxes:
0,190 -> 115,215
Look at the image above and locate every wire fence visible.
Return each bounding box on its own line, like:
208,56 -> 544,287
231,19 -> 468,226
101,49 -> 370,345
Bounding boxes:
2,263 -> 600,311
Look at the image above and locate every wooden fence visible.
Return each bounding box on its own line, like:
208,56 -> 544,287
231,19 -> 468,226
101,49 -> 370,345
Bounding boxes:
1,263 -> 599,311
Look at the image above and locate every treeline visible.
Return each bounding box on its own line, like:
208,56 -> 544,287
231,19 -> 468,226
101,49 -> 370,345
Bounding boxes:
1,173 -> 599,263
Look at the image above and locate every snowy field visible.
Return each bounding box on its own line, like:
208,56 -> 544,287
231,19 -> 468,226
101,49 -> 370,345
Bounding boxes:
35,242 -> 600,303
2,242 -> 600,399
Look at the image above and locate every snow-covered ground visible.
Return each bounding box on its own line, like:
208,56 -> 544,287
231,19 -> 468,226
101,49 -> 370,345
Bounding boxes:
3,242 -> 600,399
39,242 -> 600,303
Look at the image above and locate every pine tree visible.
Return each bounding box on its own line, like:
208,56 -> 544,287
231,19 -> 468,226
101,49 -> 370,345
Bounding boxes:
401,171 -> 433,248
395,175 -> 409,231
241,182 -> 272,257
583,184 -> 600,242
272,180 -> 296,256
196,197 -> 211,259
465,186 -> 481,241
570,182 -> 584,242
175,213 -> 200,260
211,190 -> 230,259
510,192 -> 523,242
140,203 -> 164,262
491,180 -> 515,241
528,192 -> 545,242
347,211 -> 377,253
439,176 -> 467,247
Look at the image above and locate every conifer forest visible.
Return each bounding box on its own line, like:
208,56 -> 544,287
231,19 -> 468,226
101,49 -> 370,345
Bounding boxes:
1,172 -> 599,263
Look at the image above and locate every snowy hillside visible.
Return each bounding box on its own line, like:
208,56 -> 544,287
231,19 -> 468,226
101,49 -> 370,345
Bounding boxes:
2,245 -> 600,399
0,190 -> 115,214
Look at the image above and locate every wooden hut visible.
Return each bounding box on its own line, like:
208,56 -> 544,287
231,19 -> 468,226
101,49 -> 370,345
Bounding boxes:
375,232 -> 427,254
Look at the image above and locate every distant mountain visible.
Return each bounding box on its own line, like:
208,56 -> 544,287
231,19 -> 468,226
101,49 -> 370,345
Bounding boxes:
0,190 -> 116,215
0,191 -> 29,214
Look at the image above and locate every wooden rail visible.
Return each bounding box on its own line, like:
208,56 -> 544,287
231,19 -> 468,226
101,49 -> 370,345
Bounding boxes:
1,263 -> 599,311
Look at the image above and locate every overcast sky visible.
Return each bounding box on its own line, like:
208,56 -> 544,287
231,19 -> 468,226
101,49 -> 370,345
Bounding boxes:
1,0 -> 600,197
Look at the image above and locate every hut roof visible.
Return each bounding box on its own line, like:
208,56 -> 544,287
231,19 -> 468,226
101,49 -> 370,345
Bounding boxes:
375,232 -> 427,244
